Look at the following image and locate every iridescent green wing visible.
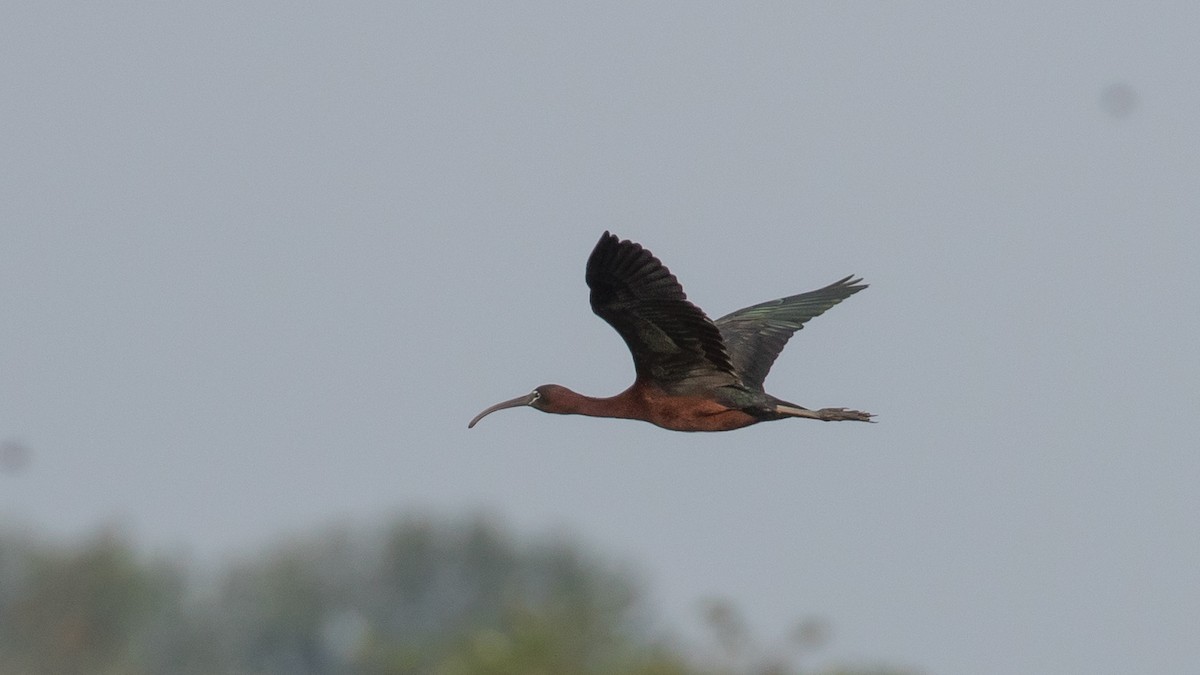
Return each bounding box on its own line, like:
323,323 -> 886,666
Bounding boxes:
714,275 -> 867,391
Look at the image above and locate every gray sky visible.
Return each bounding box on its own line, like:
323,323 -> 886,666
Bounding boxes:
3,3 -> 1198,673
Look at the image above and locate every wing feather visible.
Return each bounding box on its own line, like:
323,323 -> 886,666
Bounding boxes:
714,275 -> 867,390
586,232 -> 737,389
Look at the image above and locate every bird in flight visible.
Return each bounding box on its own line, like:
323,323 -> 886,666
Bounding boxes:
469,232 -> 873,432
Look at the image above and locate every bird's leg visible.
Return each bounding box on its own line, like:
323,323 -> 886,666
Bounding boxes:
774,403 -> 875,422
814,407 -> 874,422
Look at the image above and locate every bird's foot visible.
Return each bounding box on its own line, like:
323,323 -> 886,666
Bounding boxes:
816,407 -> 875,422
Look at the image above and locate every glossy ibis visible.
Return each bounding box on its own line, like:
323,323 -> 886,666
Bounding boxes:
469,232 -> 873,432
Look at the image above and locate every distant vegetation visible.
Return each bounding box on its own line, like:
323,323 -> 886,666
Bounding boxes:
0,516 -> 915,675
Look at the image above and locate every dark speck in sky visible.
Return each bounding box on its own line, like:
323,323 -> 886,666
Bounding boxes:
0,439 -> 31,475
1099,82 -> 1139,119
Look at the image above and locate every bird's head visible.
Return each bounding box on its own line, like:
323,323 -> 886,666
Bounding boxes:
468,384 -> 571,428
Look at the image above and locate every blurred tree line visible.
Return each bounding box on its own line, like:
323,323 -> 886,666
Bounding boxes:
0,517 -> 915,675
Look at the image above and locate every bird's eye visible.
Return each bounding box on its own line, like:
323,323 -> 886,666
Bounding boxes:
530,390 -> 541,401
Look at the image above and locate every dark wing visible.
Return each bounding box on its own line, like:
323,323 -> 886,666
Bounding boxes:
714,275 -> 867,391
586,232 -> 739,389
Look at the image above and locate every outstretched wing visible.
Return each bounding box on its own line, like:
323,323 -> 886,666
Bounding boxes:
586,232 -> 738,390
714,275 -> 867,391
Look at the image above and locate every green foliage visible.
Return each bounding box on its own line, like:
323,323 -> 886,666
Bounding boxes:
0,528 -> 181,675
0,518 -> 915,675
189,516 -> 665,674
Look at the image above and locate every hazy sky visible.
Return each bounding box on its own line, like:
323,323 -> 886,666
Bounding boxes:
3,4 -> 1198,674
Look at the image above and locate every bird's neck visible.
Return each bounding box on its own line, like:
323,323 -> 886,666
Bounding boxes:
548,386 -> 643,420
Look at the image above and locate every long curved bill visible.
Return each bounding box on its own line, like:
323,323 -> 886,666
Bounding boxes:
468,392 -> 538,428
